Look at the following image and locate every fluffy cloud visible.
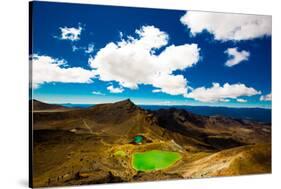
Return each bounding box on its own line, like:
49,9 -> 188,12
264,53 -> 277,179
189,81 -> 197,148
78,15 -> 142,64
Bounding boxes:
31,54 -> 96,89
225,48 -> 250,67
237,98 -> 247,103
59,26 -> 82,41
89,25 -> 200,96
186,83 -> 261,102
107,85 -> 124,93
260,93 -> 272,101
92,91 -> 105,95
180,11 -> 271,41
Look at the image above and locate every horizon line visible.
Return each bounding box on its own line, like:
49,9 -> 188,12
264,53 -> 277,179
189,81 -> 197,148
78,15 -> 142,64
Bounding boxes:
31,98 -> 272,110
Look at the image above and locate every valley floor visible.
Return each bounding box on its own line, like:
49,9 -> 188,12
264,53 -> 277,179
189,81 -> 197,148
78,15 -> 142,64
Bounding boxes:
32,130 -> 271,187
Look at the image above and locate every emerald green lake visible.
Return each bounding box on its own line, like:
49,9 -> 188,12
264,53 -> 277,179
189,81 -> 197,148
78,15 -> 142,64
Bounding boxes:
132,150 -> 182,171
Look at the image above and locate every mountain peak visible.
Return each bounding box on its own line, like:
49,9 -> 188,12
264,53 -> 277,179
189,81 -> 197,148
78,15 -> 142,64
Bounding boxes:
114,98 -> 135,107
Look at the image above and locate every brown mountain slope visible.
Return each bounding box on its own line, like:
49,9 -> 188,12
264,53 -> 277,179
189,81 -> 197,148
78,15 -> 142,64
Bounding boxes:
32,99 -> 270,149
31,99 -> 271,187
31,99 -> 67,111
32,99 -> 167,142
153,108 -> 271,149
179,143 -> 271,178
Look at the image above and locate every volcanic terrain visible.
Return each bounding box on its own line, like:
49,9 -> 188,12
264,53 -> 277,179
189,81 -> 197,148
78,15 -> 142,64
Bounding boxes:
30,99 -> 271,187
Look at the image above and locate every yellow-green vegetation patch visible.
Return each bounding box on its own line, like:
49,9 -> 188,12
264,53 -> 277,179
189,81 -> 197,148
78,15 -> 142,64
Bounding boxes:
114,150 -> 126,157
132,150 -> 182,171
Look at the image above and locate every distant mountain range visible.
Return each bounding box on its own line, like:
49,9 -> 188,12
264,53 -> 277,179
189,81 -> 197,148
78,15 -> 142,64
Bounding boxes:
142,105 -> 271,123
58,102 -> 271,123
31,99 -> 67,110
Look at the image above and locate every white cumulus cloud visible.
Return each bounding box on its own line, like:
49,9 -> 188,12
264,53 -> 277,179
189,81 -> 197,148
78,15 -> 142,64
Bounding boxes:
107,85 -> 124,93
237,98 -> 247,103
186,83 -> 261,102
225,48 -> 250,67
31,54 -> 96,89
260,93 -> 272,101
59,26 -> 82,41
180,11 -> 271,41
88,25 -> 200,97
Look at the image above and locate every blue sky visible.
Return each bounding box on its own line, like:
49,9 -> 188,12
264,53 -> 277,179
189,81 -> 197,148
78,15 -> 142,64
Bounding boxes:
31,1 -> 272,108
